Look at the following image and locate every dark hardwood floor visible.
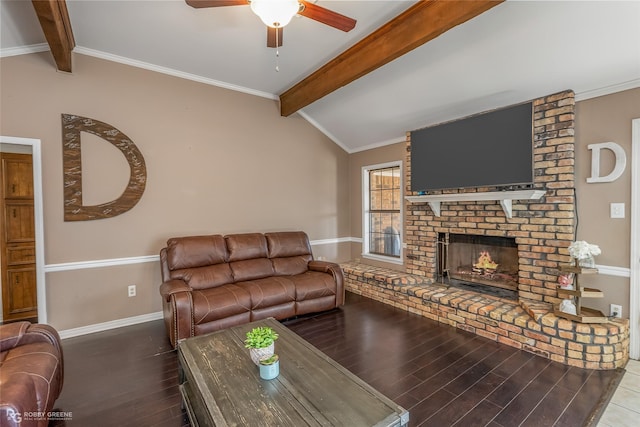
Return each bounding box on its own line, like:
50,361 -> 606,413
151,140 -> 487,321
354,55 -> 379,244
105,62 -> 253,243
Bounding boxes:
51,292 -> 623,426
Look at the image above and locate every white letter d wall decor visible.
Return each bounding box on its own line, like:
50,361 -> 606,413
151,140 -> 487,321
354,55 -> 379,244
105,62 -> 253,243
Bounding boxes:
62,114 -> 147,221
587,142 -> 627,183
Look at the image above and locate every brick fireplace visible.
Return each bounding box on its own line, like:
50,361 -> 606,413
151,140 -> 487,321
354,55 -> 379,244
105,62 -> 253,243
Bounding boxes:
343,89 -> 629,369
438,232 -> 519,298
405,90 -> 577,308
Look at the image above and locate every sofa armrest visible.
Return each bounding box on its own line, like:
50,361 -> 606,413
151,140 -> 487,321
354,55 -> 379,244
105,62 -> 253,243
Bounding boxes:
160,279 -> 191,302
159,279 -> 194,348
308,260 -> 339,274
0,322 -> 61,353
0,322 -> 64,397
308,260 -> 345,306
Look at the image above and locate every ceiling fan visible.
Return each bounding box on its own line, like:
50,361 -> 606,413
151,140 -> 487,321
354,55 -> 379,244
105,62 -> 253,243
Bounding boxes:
186,0 -> 357,48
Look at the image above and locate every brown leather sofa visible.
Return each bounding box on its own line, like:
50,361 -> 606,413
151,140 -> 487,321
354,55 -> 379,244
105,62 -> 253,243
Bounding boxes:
0,322 -> 64,427
159,231 -> 344,348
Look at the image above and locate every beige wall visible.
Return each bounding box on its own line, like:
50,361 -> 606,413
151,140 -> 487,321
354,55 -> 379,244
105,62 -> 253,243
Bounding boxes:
350,88 -> 640,317
0,52 -> 350,330
574,87 -> 640,318
2,50 -> 636,331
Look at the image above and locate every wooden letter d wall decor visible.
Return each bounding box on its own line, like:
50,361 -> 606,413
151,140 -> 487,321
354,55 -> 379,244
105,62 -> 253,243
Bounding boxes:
62,114 -> 147,221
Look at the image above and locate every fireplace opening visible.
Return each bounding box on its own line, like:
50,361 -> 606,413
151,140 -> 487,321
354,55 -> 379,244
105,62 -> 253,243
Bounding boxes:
437,233 -> 518,300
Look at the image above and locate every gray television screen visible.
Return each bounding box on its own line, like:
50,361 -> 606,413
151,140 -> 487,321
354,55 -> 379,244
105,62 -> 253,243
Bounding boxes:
410,101 -> 534,192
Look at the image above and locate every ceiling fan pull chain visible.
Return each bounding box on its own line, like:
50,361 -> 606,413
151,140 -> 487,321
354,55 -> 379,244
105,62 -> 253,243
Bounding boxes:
275,29 -> 280,72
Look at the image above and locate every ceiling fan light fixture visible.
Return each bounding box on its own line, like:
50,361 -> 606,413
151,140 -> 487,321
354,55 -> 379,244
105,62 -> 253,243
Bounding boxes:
250,0 -> 300,28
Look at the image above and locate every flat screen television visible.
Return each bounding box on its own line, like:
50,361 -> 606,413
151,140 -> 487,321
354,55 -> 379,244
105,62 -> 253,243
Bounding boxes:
410,101 -> 534,192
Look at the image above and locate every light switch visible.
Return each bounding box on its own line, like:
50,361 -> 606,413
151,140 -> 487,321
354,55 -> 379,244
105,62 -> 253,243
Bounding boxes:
610,203 -> 625,219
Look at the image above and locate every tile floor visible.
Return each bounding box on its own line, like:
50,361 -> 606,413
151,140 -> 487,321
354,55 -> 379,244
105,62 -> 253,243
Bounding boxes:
598,359 -> 640,427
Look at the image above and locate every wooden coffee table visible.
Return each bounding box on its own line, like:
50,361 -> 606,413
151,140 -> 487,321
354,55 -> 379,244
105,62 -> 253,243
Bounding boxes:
178,317 -> 409,426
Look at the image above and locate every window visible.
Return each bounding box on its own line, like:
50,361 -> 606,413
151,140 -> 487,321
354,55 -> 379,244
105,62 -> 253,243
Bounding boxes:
363,162 -> 402,263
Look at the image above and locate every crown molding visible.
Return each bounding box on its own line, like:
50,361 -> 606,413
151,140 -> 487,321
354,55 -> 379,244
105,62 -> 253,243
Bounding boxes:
4,45 -> 637,154
350,135 -> 407,154
74,46 -> 278,101
575,78 -> 640,102
295,109 -> 351,153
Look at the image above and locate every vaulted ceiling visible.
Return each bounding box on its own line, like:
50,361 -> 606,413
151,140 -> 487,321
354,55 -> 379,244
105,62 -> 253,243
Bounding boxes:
2,0 -> 639,152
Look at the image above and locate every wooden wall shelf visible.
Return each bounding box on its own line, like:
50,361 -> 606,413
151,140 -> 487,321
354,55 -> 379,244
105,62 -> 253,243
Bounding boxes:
553,306 -> 608,323
555,263 -> 607,323
557,287 -> 604,299
559,265 -> 598,275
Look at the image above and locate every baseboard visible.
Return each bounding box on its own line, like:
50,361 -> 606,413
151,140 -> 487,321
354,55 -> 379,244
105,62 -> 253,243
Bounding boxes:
58,311 -> 163,339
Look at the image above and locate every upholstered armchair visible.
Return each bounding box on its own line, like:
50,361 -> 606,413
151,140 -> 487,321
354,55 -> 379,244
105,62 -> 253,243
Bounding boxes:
0,322 -> 64,427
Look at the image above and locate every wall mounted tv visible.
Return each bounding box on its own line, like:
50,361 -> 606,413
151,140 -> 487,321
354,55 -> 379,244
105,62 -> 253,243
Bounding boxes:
410,101 -> 534,192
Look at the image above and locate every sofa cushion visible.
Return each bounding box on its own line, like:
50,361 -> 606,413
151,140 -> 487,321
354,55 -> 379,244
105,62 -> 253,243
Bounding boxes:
226,233 -> 274,281
296,296 -> 337,316
166,235 -> 227,270
266,231 -> 312,276
265,231 -> 312,258
192,285 -> 251,325
226,233 -> 268,261
230,258 -> 274,282
251,303 -> 296,322
194,313 -> 252,337
289,271 -> 337,301
271,256 -> 311,276
170,264 -> 234,290
236,277 -> 296,309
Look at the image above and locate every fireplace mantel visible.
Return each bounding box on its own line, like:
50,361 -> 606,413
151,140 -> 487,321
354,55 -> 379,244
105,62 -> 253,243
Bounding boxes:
405,189 -> 546,218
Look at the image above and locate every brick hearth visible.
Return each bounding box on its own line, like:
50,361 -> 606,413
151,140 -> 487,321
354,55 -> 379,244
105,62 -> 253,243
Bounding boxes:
343,262 -> 629,369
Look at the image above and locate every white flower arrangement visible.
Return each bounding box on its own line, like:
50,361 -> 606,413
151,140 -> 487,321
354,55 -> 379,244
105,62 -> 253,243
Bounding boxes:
568,240 -> 601,260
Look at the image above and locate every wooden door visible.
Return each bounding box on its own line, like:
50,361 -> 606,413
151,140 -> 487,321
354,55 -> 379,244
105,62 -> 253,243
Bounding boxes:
1,153 -> 37,321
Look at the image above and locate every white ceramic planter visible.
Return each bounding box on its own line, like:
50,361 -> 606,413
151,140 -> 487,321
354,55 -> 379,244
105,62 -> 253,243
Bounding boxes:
249,342 -> 274,366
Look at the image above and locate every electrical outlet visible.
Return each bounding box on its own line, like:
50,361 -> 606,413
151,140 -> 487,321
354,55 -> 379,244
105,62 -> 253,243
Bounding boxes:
128,284 -> 136,297
610,304 -> 622,318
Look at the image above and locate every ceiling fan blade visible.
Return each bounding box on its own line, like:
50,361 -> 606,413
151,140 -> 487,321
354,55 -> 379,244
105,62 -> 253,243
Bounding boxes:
185,0 -> 248,8
267,27 -> 284,48
299,0 -> 356,32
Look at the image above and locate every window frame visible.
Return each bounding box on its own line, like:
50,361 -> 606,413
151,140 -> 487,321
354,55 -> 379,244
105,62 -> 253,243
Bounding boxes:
362,161 -> 403,265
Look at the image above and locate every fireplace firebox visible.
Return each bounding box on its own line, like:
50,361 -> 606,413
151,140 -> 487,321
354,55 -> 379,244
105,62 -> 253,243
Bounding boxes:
437,233 -> 518,299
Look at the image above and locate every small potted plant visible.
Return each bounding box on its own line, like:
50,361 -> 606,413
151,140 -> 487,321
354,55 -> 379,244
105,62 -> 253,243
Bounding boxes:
244,326 -> 279,366
258,354 -> 280,380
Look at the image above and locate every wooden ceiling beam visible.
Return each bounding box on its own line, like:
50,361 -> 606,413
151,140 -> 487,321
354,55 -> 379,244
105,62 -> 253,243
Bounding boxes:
279,0 -> 504,117
31,0 -> 75,72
